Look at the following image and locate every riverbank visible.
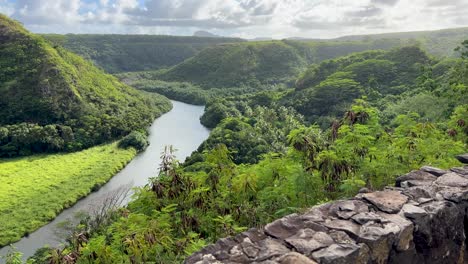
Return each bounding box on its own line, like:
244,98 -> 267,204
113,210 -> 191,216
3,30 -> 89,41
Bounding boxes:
0,142 -> 137,247
0,101 -> 210,261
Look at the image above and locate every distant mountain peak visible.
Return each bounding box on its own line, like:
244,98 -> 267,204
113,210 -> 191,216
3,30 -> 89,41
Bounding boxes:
193,30 -> 221,38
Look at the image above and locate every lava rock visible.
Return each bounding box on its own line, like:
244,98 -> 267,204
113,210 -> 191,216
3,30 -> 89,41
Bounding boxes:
455,153 -> 468,164
362,190 -> 408,214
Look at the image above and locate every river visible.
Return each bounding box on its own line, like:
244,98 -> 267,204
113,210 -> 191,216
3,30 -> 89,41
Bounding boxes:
0,101 -> 210,261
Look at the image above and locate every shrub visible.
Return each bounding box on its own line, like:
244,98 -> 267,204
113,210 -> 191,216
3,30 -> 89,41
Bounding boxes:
118,131 -> 149,152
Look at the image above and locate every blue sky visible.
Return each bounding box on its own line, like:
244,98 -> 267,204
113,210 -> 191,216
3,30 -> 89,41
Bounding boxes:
1,0 -> 467,38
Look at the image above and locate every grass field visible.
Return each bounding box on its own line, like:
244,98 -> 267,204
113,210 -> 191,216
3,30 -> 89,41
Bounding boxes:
0,142 -> 136,246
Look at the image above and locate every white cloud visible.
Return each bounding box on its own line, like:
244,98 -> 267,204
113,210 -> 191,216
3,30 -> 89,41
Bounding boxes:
3,0 -> 468,38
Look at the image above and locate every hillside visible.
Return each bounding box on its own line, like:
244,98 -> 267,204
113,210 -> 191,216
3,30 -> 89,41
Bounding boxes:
0,15 -> 171,157
43,34 -> 244,73
158,39 -> 407,89
336,26 -> 468,57
32,41 -> 467,262
283,46 -> 434,125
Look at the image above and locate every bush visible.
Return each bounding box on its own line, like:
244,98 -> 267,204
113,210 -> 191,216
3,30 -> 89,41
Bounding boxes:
118,131 -> 149,152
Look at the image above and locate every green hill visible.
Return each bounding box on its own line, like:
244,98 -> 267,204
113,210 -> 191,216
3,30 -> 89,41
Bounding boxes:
158,39 -> 407,89
43,34 -> 244,73
0,15 -> 171,157
283,46 -> 435,125
159,41 -> 308,88
335,27 -> 468,58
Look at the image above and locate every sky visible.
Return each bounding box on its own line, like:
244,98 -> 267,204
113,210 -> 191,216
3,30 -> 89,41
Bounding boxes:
0,0 -> 467,39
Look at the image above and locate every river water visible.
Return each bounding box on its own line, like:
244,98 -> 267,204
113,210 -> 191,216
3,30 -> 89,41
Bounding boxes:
0,101 -> 210,261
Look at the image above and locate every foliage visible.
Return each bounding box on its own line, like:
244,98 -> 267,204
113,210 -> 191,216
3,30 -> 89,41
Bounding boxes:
285,46 -> 433,125
118,131 -> 149,152
43,34 -> 244,73
41,95 -> 464,263
0,15 -> 172,157
6,30 -> 468,264
0,142 -> 136,246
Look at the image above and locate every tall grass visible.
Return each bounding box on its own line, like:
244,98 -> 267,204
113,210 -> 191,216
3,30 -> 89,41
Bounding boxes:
0,142 -> 136,246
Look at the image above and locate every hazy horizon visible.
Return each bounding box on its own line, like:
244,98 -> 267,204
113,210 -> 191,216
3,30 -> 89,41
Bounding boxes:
1,0 -> 467,39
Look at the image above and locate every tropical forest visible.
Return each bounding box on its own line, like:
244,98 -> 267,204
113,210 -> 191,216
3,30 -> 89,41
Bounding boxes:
0,1 -> 467,263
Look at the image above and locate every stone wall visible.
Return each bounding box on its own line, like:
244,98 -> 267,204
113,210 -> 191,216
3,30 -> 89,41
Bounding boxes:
186,154 -> 468,264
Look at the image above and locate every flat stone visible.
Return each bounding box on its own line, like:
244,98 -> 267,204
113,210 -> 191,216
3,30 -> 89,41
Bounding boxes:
362,190 -> 408,214
400,180 -> 433,188
450,166 -> 468,176
329,230 -> 355,244
264,214 -> 303,239
456,154 -> 468,164
420,166 -> 448,176
311,243 -> 363,264
275,252 -> 317,264
402,204 -> 426,219
434,172 -> 468,187
396,170 -> 437,187
285,229 -> 333,255
329,200 -> 368,220
438,187 -> 468,203
323,219 -> 360,237
402,186 -> 436,200
351,212 -> 386,225
256,239 -> 291,261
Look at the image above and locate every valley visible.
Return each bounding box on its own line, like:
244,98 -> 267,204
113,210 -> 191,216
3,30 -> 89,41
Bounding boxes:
0,8 -> 467,264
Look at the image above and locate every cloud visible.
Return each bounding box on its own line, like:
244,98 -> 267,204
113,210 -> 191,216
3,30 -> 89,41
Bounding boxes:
371,0 -> 399,6
3,0 -> 468,38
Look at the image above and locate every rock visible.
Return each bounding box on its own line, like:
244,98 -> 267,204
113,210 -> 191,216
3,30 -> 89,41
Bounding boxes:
396,170 -> 437,187
329,200 -> 368,220
311,243 -> 368,264
362,190 -> 408,214
285,229 -> 333,255
193,254 -> 221,264
358,187 -> 371,193
434,172 -> 468,187
265,214 -> 303,239
275,252 -> 317,264
450,166 -> 468,176
186,163 -> 468,264
412,201 -> 465,263
438,186 -> 468,202
240,238 -> 260,258
401,186 -> 436,200
255,238 -> 291,261
328,230 -> 355,244
351,212 -> 386,225
420,166 -> 448,176
377,212 -> 414,251
455,153 -> 468,164
323,219 -> 360,237
355,221 -> 400,262
400,180 -> 433,188
401,204 -> 426,219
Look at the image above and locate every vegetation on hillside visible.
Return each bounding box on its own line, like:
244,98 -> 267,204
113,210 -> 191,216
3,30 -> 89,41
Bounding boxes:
0,142 -> 136,247
1,14 -> 467,263
26,42 -> 467,263
116,34 -> 464,105
43,34 -> 244,73
0,15 -> 171,157
336,26 -> 468,58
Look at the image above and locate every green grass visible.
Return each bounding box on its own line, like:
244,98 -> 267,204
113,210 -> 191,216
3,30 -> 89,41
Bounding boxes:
0,142 -> 137,246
